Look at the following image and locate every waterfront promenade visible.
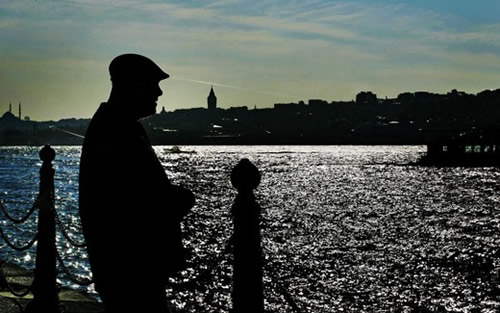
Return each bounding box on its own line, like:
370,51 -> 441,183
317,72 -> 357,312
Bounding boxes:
0,260 -> 102,313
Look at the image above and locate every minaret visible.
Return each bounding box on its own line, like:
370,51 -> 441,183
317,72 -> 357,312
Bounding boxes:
207,86 -> 217,111
18,102 -> 21,119
9,103 -> 12,113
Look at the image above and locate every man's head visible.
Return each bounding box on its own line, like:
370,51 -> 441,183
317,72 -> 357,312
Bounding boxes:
108,54 -> 169,119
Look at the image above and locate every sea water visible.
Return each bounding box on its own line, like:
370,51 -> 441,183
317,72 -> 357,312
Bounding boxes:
0,145 -> 499,312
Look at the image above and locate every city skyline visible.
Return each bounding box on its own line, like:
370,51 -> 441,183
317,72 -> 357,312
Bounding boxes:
1,0 -> 500,120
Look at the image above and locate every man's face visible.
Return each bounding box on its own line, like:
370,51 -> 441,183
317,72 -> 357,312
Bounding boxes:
129,80 -> 164,118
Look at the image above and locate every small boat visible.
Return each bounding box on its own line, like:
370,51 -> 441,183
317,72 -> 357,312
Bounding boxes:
164,145 -> 196,154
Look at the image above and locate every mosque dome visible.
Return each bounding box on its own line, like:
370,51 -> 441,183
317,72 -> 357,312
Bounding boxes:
1,111 -> 17,120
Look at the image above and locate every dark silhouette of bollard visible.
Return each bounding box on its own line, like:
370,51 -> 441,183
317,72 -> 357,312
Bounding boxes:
230,158 -> 264,313
25,145 -> 61,313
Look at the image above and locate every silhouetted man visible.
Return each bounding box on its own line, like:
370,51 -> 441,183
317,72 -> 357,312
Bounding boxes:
79,54 -> 194,313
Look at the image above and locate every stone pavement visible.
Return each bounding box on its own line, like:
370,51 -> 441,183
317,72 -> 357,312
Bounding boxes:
0,260 -> 103,313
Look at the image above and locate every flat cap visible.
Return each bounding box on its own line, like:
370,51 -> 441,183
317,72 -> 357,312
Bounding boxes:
109,54 -> 169,83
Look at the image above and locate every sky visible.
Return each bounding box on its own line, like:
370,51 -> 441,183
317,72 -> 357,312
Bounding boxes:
1,0 -> 500,121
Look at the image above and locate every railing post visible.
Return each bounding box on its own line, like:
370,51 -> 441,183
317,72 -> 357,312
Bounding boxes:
230,158 -> 264,313
25,145 -> 61,313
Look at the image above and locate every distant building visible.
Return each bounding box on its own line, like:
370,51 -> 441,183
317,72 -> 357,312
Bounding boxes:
447,89 -> 467,98
415,91 -> 441,106
308,99 -> 328,106
227,106 -> 248,114
2,102 -> 22,121
397,92 -> 415,105
2,103 -> 19,122
308,99 -> 330,110
207,86 -> 217,111
356,91 -> 377,105
273,102 -> 307,111
1,103 -> 23,130
2,110 -> 17,121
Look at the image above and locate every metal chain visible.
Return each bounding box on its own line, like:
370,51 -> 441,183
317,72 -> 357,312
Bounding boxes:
0,227 -> 38,252
0,260 -> 33,298
52,203 -> 86,248
0,197 -> 37,300
0,198 -> 39,224
55,246 -> 93,286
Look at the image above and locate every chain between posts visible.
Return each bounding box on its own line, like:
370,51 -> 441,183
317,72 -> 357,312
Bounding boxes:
0,260 -> 32,298
53,203 -> 86,248
55,247 -> 93,286
0,199 -> 39,224
0,145 -> 93,311
0,228 -> 38,251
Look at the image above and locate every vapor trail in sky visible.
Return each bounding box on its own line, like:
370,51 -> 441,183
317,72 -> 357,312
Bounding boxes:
171,75 -> 299,99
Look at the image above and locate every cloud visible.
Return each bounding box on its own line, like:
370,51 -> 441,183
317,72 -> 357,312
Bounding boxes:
2,0 -> 500,119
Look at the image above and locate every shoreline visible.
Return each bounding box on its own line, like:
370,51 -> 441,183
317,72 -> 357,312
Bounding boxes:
0,259 -> 102,313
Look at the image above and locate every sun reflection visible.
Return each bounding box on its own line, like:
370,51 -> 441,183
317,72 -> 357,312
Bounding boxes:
1,146 -> 500,311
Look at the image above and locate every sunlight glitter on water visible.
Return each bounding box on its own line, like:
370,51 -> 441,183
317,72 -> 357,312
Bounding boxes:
1,145 -> 499,312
